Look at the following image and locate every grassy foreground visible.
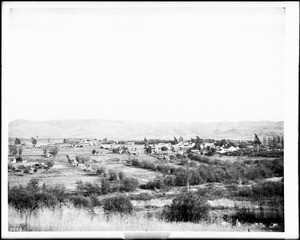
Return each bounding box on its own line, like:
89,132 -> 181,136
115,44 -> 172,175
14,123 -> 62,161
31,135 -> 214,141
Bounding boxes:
8,205 -> 267,232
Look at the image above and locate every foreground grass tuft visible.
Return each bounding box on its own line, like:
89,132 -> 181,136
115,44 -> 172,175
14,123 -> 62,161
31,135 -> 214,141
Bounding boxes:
8,205 -> 269,232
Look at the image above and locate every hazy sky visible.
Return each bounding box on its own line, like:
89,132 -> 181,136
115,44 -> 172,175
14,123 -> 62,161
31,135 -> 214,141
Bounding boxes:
4,4 -> 285,122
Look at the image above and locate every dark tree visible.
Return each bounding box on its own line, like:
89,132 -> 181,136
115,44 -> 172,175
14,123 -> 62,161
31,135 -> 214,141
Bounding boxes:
15,138 -> 21,145
254,134 -> 261,145
161,146 -> 168,151
144,145 -> 152,154
31,137 -> 37,147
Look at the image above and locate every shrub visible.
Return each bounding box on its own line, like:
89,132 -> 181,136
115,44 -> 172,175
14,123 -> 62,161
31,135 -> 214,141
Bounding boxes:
45,160 -> 55,169
89,194 -> 102,207
121,177 -> 139,192
8,185 -> 39,211
43,147 -> 48,155
8,163 -> 13,170
188,153 -> 210,164
108,170 -> 118,181
70,194 -> 91,208
23,169 -> 30,174
213,168 -> 226,182
101,178 -> 111,195
156,164 -> 173,174
75,181 -> 101,195
33,168 -> 38,172
118,171 -> 126,181
271,158 -> 284,176
140,177 -> 165,190
103,195 -> 133,215
189,161 -> 198,168
236,186 -> 252,197
49,146 -> 59,156
226,183 -> 239,191
18,147 -> 23,155
231,207 -> 257,224
16,156 -> 23,162
174,170 -> 189,186
140,160 -> 156,170
236,181 -> 284,198
131,158 -> 139,167
75,155 -> 90,164
252,181 -> 283,198
179,158 -> 189,166
129,192 -> 152,201
17,164 -> 26,170
75,180 -> 84,191
15,138 -> 21,145
161,146 -> 168,151
96,166 -> 106,175
42,184 -> 67,203
163,175 -> 176,186
190,170 -> 205,185
8,179 -> 67,211
9,145 -> 18,156
161,193 -> 210,223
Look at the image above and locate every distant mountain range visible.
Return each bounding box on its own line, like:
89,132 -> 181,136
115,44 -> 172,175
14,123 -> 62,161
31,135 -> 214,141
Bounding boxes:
8,119 -> 283,140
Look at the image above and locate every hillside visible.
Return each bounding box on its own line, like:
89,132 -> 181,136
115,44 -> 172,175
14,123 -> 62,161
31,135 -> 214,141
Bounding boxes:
8,119 -> 283,140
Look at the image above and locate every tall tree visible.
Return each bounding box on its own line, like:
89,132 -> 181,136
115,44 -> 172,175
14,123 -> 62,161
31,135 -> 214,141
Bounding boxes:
31,137 -> 37,147
254,134 -> 261,145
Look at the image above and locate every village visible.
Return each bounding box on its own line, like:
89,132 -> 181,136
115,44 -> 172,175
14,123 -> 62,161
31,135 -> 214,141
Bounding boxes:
8,133 -> 284,165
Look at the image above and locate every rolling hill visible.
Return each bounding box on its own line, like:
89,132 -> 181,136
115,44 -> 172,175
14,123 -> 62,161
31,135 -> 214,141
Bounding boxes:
8,119 -> 284,140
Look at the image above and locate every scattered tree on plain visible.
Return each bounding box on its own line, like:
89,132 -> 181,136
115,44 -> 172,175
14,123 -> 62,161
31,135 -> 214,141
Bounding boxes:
15,138 -> 21,145
31,137 -> 37,147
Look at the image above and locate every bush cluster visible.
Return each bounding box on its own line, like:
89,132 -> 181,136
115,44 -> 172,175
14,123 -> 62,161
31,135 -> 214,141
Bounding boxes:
230,205 -> 284,229
75,172 -> 139,196
103,195 -> 133,215
128,192 -> 153,201
96,166 -> 106,176
161,193 -> 210,223
188,153 -> 211,164
8,179 -> 67,211
9,145 -> 22,156
128,158 -> 179,175
43,146 -> 59,156
236,181 -> 284,198
141,157 -> 283,189
75,155 -> 90,164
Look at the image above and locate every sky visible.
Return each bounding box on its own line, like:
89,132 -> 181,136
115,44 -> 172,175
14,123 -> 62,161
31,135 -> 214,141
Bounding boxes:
4,4 -> 286,123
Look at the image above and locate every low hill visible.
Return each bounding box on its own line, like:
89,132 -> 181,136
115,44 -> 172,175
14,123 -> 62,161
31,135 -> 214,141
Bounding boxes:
8,119 -> 283,140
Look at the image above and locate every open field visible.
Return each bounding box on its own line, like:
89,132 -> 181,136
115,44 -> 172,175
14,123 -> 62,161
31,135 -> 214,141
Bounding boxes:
8,145 -> 158,189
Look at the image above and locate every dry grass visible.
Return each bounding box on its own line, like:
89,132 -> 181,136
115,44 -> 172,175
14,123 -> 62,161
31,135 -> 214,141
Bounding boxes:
8,205 -> 267,232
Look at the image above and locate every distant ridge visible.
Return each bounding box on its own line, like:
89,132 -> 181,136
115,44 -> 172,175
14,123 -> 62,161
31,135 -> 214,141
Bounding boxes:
8,119 -> 284,140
